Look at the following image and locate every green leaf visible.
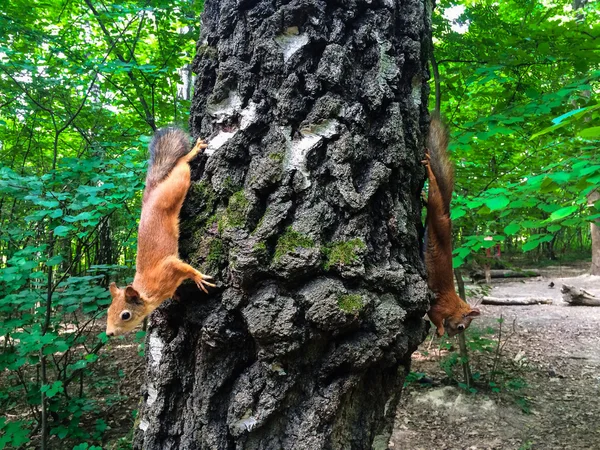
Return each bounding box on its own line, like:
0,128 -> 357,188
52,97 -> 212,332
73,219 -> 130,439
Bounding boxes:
522,239 -> 541,252
504,223 -> 520,236
41,381 -> 64,398
46,255 -> 64,267
72,443 -> 89,450
530,121 -> 568,140
578,127 -> 600,139
453,255 -> 465,268
0,419 -> 30,448
549,206 -> 578,222
451,207 -> 467,220
540,178 -> 559,194
484,196 -> 510,211
551,107 -> 587,125
466,199 -> 483,209
49,209 -> 63,218
53,225 -> 72,237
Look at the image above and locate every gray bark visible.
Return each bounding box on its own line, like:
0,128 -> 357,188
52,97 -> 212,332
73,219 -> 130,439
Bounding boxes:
134,0 -> 431,449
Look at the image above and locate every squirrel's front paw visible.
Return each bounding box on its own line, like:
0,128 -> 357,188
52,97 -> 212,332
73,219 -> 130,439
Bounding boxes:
190,139 -> 208,158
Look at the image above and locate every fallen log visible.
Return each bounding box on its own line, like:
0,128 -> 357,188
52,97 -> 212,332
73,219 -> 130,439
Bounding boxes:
561,284 -> 600,306
471,269 -> 541,280
482,296 -> 553,305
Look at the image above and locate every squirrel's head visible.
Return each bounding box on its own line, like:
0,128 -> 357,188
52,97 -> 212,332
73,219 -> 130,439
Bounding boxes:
444,305 -> 480,337
106,283 -> 147,336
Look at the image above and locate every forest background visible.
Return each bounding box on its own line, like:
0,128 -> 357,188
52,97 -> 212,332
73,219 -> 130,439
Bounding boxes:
0,0 -> 598,448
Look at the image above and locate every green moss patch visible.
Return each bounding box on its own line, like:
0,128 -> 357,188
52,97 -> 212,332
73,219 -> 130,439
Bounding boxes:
337,294 -> 363,313
189,181 -> 217,227
253,241 -> 267,253
207,238 -> 224,266
323,238 -> 366,270
274,227 -> 315,261
268,152 -> 284,163
197,44 -> 218,60
219,190 -> 249,230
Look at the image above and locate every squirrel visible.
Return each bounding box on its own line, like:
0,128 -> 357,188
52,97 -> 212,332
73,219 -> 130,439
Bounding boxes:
423,115 -> 480,337
106,128 -> 215,336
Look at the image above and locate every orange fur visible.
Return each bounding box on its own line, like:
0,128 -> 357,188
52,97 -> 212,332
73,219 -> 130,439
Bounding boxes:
424,116 -> 480,337
106,130 -> 215,336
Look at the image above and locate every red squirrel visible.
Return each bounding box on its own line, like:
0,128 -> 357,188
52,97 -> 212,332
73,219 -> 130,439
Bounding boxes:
423,116 -> 480,337
106,128 -> 215,336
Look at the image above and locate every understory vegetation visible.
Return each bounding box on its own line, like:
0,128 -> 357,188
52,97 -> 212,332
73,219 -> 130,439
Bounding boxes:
406,317 -> 532,414
0,0 -> 598,448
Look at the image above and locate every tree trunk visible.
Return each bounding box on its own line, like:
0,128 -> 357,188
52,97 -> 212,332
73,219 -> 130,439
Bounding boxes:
588,190 -> 600,275
134,1 -> 431,449
591,222 -> 600,275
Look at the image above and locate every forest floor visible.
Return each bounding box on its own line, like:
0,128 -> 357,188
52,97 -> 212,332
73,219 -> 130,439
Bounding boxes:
391,262 -> 600,450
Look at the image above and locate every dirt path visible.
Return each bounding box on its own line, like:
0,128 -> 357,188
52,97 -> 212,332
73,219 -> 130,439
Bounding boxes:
391,268 -> 600,450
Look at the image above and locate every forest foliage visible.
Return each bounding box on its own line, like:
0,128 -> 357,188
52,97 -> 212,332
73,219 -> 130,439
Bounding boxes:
0,0 -> 598,448
434,0 -> 600,265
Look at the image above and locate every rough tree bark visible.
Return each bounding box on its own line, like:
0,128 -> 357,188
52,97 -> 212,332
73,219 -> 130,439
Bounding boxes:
134,1 -> 431,448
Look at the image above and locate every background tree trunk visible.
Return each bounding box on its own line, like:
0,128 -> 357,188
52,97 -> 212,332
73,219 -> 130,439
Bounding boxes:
134,0 -> 431,448
588,190 -> 600,275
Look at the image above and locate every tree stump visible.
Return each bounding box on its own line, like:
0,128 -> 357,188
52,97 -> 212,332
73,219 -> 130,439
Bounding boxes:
133,1 -> 431,448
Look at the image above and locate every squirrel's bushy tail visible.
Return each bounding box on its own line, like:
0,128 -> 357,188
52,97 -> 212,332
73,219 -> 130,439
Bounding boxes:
146,127 -> 191,190
427,113 -> 454,214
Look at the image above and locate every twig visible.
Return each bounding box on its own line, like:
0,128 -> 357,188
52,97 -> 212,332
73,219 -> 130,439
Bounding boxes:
490,314 -> 503,384
454,268 -> 473,387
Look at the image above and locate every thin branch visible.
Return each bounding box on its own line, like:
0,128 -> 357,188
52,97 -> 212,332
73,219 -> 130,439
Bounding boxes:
83,0 -> 156,130
437,58 -> 570,68
1,68 -> 55,117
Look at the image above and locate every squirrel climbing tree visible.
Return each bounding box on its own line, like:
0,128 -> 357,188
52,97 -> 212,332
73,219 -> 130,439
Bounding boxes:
423,116 -> 480,337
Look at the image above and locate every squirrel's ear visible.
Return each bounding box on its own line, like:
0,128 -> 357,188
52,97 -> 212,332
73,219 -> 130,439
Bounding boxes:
109,282 -> 119,296
467,308 -> 481,317
125,286 -> 142,305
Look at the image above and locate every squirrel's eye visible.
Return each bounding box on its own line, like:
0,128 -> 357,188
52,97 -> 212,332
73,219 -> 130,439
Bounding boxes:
457,324 -> 465,331
120,310 -> 132,321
